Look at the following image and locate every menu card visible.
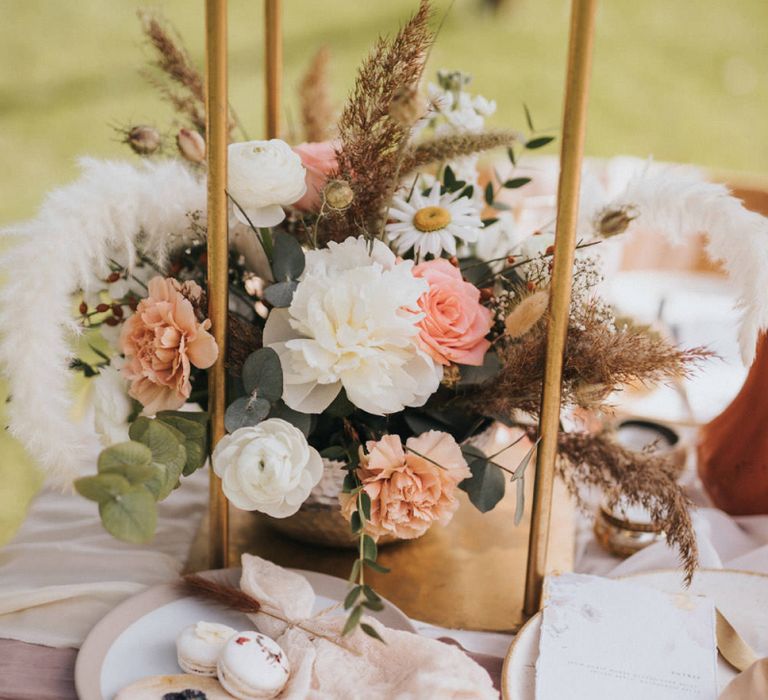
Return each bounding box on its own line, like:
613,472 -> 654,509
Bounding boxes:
536,573 -> 718,699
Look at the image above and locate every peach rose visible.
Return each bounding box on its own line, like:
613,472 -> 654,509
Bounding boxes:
341,431 -> 471,540
120,277 -> 218,414
413,258 -> 493,366
292,141 -> 339,211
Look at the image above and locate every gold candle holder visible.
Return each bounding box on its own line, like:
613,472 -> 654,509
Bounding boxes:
205,0 -> 230,570
264,0 -> 282,139
523,0 -> 598,616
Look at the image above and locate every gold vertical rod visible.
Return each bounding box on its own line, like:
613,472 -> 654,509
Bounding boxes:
205,0 -> 230,570
264,0 -> 282,139
523,0 -> 597,616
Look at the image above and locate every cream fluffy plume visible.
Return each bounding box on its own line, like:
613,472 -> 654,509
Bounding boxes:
0,158 -> 206,485
586,163 -> 768,365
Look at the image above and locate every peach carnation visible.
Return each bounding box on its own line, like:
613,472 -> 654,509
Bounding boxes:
292,140 -> 339,211
120,276 -> 218,414
342,431 -> 471,540
413,258 -> 493,366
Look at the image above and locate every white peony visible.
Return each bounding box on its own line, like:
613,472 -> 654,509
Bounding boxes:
212,419 -> 323,518
91,364 -> 132,446
228,139 -> 307,227
263,237 -> 442,415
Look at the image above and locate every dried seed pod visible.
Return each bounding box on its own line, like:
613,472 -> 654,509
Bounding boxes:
126,125 -> 161,156
176,128 -> 206,164
596,206 -> 637,238
323,179 -> 354,210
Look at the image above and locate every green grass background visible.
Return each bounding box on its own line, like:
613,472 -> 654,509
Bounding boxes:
1,0 -> 767,226
0,0 -> 766,542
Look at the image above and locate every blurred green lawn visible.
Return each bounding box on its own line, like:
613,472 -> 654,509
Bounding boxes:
1,0 -> 767,226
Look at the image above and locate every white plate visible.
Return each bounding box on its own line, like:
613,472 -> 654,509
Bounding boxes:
502,568 -> 768,699
76,567 -> 416,700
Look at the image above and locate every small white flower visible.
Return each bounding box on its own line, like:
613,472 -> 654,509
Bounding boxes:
386,182 -> 483,258
212,419 -> 323,518
475,211 -> 525,265
519,231 -> 556,259
91,365 -> 132,446
228,139 -> 307,228
263,237 -> 442,415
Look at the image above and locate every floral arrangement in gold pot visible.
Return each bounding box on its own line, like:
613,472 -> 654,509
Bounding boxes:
5,1 -> 768,637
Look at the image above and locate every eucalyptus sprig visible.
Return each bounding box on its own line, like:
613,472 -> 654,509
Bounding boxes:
336,446 -> 388,643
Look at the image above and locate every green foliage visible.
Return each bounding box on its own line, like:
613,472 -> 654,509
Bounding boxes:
241,348 -> 283,402
262,280 -> 298,307
81,411 -> 209,544
459,445 -> 505,512
225,396 -> 271,432
271,230 -> 306,282
98,485 -> 157,544
130,417 -> 187,501
156,411 -> 209,476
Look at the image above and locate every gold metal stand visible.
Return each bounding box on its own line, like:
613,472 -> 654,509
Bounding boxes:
523,0 -> 598,616
264,0 -> 282,139
205,0 -> 230,570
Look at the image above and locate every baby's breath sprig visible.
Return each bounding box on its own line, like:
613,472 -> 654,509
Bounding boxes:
339,445 -> 388,643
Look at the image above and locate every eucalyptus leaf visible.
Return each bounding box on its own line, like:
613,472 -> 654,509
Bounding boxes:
224,396 -> 271,432
156,414 -> 208,476
99,485 -> 158,544
97,441 -> 153,484
484,182 -> 494,206
363,559 -> 390,574
241,348 -> 283,401
362,534 -> 377,561
350,511 -> 362,535
359,492 -> 372,521
360,622 -> 385,642
503,177 -> 532,189
362,598 -> 385,612
458,351 -> 501,386
342,606 -> 363,636
348,559 -> 361,583
460,257 -> 492,287
129,418 -> 186,501
268,401 -> 311,437
525,135 -> 555,150
271,231 -> 306,282
459,454 -> 505,512
263,280 -> 298,307
523,103 -> 535,131
75,473 -> 130,503
326,389 -> 355,418
344,585 -> 361,610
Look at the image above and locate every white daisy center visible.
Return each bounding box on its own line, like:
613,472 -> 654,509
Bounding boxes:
413,205 -> 452,233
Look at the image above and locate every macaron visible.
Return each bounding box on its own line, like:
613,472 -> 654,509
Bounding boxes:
114,673 -> 232,699
176,621 -> 237,676
216,631 -> 290,700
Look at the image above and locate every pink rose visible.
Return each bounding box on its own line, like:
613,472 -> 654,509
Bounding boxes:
120,277 -> 218,414
292,141 -> 339,211
341,431 -> 471,540
412,258 -> 493,366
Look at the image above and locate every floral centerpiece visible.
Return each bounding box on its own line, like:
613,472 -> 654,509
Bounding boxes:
4,1 -> 768,637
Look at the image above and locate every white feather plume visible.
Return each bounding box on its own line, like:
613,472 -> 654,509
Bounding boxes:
590,162 -> 768,365
0,158 -> 206,486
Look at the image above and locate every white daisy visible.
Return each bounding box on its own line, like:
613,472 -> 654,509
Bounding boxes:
386,182 -> 483,259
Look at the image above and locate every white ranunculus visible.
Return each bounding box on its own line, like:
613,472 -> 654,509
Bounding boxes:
228,139 -> 307,227
263,237 -> 443,416
91,365 -> 132,446
212,419 -> 323,518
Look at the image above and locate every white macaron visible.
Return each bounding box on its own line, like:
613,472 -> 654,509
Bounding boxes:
216,631 -> 290,700
176,621 -> 237,676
